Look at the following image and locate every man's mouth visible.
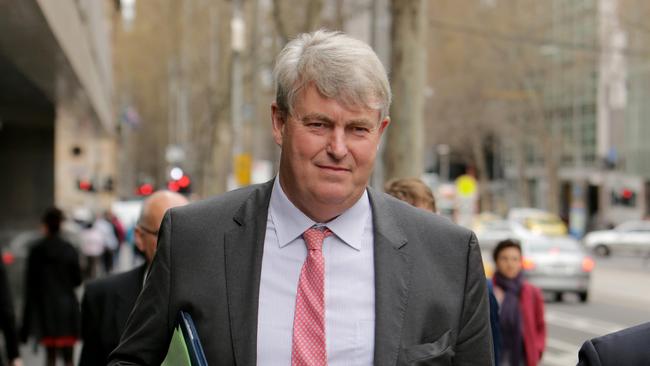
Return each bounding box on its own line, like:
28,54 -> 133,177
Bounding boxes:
316,164 -> 350,172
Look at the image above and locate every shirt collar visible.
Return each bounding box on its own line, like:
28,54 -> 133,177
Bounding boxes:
269,177 -> 371,251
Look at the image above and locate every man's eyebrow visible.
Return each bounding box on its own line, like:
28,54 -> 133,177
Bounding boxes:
301,113 -> 375,127
347,118 -> 375,127
300,113 -> 334,123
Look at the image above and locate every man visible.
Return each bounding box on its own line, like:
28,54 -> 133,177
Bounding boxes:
79,191 -> 188,366
109,30 -> 492,365
577,322 -> 650,366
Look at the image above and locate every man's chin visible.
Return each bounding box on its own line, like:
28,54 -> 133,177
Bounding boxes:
312,186 -> 360,206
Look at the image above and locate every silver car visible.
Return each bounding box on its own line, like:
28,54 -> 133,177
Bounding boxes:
520,235 -> 593,303
583,220 -> 650,257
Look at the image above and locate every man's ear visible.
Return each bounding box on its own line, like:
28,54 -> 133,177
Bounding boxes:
134,227 -> 145,253
378,116 -> 390,136
271,102 -> 285,146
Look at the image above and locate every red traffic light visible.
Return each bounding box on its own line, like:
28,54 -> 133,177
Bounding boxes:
167,175 -> 191,193
178,175 -> 191,188
137,183 -> 154,196
167,180 -> 180,192
622,188 -> 633,200
78,179 -> 94,192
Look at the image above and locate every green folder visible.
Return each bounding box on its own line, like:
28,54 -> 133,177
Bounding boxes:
161,326 -> 192,366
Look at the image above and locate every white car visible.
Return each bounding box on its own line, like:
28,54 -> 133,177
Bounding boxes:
583,220 -> 650,256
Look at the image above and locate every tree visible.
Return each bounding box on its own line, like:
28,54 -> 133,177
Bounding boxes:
384,0 -> 428,182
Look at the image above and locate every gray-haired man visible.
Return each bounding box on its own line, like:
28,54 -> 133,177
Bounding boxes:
109,30 -> 492,366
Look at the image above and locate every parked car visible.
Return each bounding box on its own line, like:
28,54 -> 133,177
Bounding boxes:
519,234 -> 593,302
508,208 -> 568,236
583,220 -> 650,257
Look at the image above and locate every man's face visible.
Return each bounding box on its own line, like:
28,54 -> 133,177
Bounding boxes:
272,84 -> 390,221
134,193 -> 188,263
135,222 -> 159,263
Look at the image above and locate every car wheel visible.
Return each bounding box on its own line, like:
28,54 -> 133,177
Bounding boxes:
594,244 -> 610,257
578,291 -> 589,303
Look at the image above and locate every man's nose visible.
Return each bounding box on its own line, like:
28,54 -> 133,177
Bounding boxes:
326,128 -> 349,160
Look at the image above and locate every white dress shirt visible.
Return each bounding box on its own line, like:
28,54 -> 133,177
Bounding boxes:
257,178 -> 375,365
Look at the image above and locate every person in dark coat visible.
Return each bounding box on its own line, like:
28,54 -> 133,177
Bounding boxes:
78,191 -> 188,366
21,208 -> 82,366
577,321 -> 650,366
0,249 -> 21,366
487,279 -> 502,366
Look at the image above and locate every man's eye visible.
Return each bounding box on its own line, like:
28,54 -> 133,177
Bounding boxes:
351,126 -> 370,134
308,122 -> 326,128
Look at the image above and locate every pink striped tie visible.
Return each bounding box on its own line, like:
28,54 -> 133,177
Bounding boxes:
291,226 -> 332,366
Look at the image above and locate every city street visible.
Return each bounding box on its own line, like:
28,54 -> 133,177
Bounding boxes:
541,255 -> 650,366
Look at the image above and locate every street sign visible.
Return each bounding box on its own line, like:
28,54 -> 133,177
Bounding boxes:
234,153 -> 252,186
456,174 -> 477,198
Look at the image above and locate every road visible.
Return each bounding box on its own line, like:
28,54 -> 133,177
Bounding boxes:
541,255 -> 650,366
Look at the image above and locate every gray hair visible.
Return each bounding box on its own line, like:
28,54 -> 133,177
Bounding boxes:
274,29 -> 391,122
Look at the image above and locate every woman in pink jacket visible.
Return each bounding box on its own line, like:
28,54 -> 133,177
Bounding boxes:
492,239 -> 546,366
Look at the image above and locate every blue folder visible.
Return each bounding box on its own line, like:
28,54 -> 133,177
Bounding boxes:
161,311 -> 208,366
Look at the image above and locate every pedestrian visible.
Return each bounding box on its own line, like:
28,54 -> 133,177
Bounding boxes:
109,29 -> 493,365
94,212 -> 119,274
21,208 -> 82,366
79,191 -> 188,366
75,210 -> 104,279
492,239 -> 546,366
0,248 -> 22,366
106,210 -> 126,245
385,177 -> 437,212
576,321 -> 650,365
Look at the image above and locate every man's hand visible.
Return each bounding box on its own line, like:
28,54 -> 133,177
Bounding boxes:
10,358 -> 23,366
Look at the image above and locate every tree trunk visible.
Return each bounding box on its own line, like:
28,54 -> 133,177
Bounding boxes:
384,0 -> 427,182
471,132 -> 492,212
202,0 -> 233,197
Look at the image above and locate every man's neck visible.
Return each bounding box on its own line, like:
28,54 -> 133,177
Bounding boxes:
277,177 -> 363,223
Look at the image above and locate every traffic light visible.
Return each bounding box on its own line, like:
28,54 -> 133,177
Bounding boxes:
167,175 -> 191,194
611,188 -> 636,207
77,179 -> 95,192
136,183 -> 154,196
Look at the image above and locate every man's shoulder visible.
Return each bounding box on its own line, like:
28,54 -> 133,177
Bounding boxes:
579,322 -> 650,365
171,181 -> 273,220
377,190 -> 472,238
592,321 -> 650,349
84,265 -> 145,299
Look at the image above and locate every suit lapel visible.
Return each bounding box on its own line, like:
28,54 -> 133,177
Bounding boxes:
368,188 -> 411,366
224,181 -> 273,365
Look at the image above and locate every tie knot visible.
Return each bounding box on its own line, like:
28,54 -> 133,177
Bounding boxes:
302,226 -> 332,251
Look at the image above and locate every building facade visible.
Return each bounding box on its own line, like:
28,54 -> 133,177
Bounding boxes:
0,0 -> 116,232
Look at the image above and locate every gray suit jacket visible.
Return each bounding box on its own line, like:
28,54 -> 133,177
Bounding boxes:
108,180 -> 493,365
